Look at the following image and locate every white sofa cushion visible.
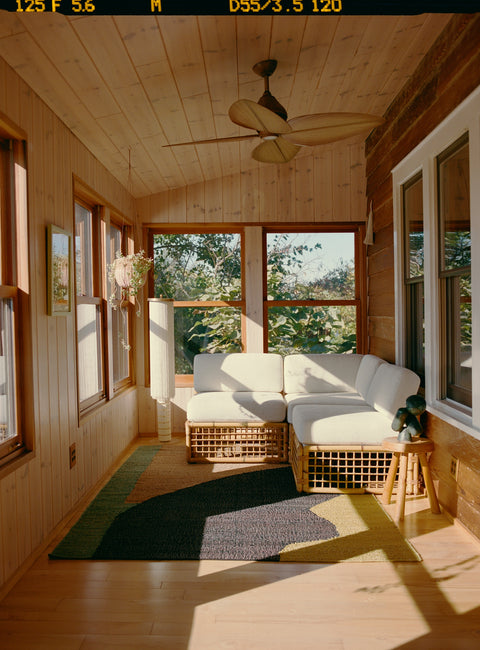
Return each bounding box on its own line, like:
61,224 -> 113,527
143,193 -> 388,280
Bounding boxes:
354,354 -> 387,399
193,353 -> 284,393
291,404 -> 392,446
283,353 -> 363,394
365,363 -> 421,419
285,392 -> 367,422
187,391 -> 287,423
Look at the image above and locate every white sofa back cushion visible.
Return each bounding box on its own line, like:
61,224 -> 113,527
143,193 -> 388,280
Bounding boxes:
193,353 -> 284,393
366,363 -> 421,419
354,354 -> 387,399
283,353 -> 363,394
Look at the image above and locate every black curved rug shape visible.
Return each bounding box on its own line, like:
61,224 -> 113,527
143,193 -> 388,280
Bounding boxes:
92,467 -> 339,561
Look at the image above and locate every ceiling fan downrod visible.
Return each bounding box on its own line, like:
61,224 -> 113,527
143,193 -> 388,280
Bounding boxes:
253,59 -> 288,122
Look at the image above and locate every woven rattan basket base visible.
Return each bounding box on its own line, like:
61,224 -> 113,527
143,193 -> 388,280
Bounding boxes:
290,426 -> 395,493
186,421 -> 289,463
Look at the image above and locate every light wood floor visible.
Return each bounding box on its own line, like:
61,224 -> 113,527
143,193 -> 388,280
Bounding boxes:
1,436 -> 480,650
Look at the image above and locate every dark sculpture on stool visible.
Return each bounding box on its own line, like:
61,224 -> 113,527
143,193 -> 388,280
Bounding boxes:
391,394 -> 427,442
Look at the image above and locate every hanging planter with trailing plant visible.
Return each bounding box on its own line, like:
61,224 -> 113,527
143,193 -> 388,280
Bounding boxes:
108,250 -> 153,350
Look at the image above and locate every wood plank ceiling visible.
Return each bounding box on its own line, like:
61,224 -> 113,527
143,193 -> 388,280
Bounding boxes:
0,11 -> 452,198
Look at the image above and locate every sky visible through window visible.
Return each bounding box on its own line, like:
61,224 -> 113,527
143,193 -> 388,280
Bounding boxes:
267,232 -> 354,284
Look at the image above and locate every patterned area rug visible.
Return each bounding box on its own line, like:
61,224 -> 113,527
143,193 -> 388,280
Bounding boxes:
50,443 -> 421,562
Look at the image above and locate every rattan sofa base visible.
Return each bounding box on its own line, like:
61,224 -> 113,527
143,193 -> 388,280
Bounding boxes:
289,425 -> 396,494
186,421 -> 289,463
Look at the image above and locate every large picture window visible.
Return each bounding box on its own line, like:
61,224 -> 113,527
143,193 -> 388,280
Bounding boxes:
151,225 -> 366,379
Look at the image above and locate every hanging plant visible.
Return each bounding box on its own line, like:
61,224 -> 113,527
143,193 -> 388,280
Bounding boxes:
108,250 -> 153,350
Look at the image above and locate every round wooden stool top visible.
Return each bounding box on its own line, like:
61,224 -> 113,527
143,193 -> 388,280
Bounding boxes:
382,436 -> 434,454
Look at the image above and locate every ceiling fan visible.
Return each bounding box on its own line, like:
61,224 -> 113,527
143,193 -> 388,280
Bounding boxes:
165,59 -> 385,164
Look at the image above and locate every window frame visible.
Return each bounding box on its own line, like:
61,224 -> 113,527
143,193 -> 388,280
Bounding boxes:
74,197 -> 106,413
402,172 -> 425,386
73,180 -> 136,420
393,84 -> 480,438
148,223 -> 367,387
262,224 -> 367,355
0,118 -> 32,469
107,217 -> 134,394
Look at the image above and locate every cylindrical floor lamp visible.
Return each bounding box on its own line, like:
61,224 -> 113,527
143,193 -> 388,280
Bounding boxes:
148,298 -> 175,441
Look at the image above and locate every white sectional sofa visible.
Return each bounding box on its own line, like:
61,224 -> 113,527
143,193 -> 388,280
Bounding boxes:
185,352 -> 421,492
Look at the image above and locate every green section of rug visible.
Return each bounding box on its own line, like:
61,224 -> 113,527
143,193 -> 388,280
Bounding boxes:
49,446 -> 161,559
50,445 -> 420,563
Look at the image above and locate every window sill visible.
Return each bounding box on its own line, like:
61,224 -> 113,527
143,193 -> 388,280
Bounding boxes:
0,448 -> 35,480
428,400 -> 479,441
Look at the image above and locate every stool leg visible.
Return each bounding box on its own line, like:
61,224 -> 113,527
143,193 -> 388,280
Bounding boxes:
418,453 -> 441,514
395,453 -> 409,523
382,452 -> 400,505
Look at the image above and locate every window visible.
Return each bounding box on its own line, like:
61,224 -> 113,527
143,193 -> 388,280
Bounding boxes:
265,230 -> 360,354
152,230 -> 244,375
437,135 -> 471,408
75,200 -> 105,411
108,220 -> 132,390
151,225 -> 366,379
393,85 -> 479,434
0,130 -> 29,466
403,173 -> 425,384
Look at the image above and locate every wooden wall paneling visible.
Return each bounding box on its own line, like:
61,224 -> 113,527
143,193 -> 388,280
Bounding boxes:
313,147 -> 333,222
141,192 -> 168,224
240,168 -> 259,222
13,464 -> 32,570
222,173 -> 242,223
258,164 -> 278,222
168,187 -> 187,224
186,181 -> 206,223
332,144 -> 351,221
203,176 -> 222,222
27,456 -> 43,554
0,480 -> 4,585
276,163 -> 295,222
294,154 -> 314,223
0,473 -> 18,582
349,143 -> 367,220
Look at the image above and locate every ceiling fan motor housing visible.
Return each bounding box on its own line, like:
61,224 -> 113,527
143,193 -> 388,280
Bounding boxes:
258,90 -> 288,122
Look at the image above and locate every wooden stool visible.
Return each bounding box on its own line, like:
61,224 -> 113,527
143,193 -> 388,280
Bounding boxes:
382,436 -> 440,523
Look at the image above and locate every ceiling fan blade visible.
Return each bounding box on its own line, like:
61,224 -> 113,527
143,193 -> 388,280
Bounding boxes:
229,99 -> 291,136
284,113 -> 385,146
163,134 -> 257,147
251,137 -> 301,164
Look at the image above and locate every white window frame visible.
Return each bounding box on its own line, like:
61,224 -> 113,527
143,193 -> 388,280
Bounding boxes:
393,84 -> 480,439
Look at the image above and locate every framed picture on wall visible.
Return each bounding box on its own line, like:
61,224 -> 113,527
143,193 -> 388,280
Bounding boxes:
47,224 -> 73,316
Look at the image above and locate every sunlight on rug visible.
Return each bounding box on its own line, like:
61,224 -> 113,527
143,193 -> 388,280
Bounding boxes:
50,444 -> 421,563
